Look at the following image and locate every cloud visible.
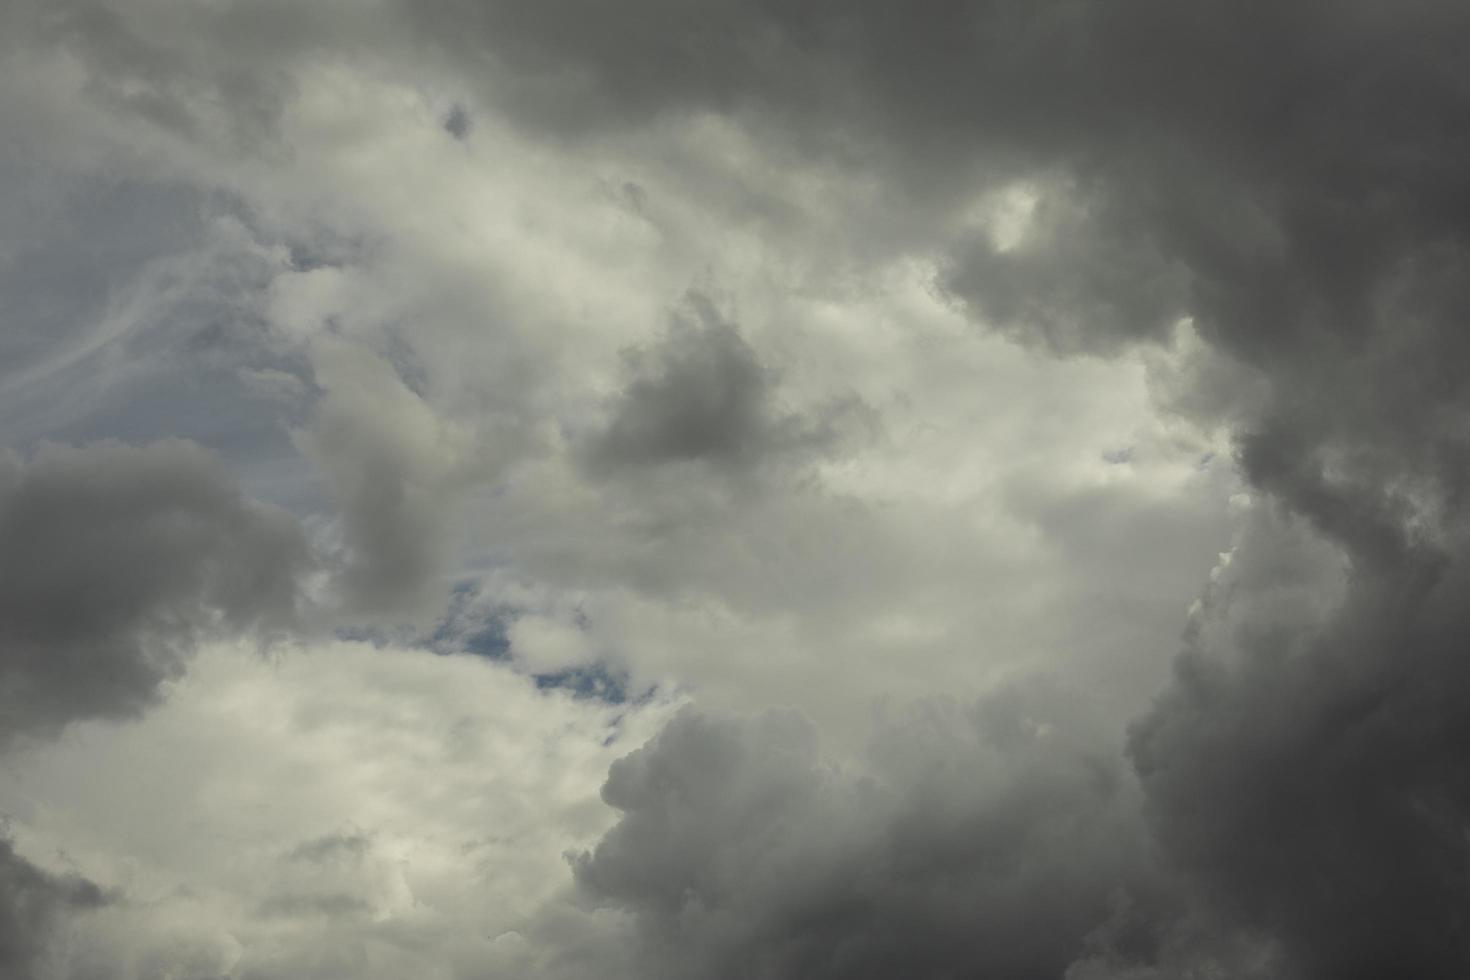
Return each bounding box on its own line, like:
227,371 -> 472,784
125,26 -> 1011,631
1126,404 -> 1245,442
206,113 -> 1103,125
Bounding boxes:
584,294 -> 862,476
1130,503 -> 1470,979
0,638 -> 680,980
294,340 -> 482,623
285,831 -> 373,867
0,440 -> 312,744
586,296 -> 789,471
398,5 -> 1470,974
7,2 -> 1470,977
575,688 -> 1163,980
942,176 -> 1191,355
398,0 -> 1470,381
22,0 -> 308,160
0,839 -> 108,979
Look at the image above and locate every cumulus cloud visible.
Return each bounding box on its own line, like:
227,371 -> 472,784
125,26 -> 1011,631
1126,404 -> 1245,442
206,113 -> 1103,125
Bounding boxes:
944,178 -> 1192,356
0,440 -> 317,977
1131,508 -> 1470,979
0,839 -> 108,979
0,639 -> 679,980
582,293 -> 870,488
0,440 -> 311,743
294,340 -> 483,622
586,296 -> 801,472
575,690 -> 1164,980
6,1 -> 1470,977
414,3 -> 1470,974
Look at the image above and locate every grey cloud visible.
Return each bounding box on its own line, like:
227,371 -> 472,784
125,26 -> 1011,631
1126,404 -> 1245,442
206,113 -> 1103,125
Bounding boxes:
286,832 -> 372,866
0,440 -> 312,742
1236,424 -> 1439,578
256,893 -> 375,921
1130,509 -> 1470,980
575,689 -> 1165,980
443,103 -> 472,140
23,0 -> 310,157
295,341 -> 480,623
403,1 -> 1470,364
0,838 -> 109,978
11,2 -> 1470,977
421,4 -> 1470,974
942,181 -> 1191,356
585,295 -> 848,474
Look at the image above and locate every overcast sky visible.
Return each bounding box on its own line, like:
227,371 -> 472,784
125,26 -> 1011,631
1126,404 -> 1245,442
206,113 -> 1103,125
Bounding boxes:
3,2 -> 1470,978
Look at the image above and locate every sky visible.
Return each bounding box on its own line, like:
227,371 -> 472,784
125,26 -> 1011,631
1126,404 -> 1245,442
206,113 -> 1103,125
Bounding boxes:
2,2 -> 1469,978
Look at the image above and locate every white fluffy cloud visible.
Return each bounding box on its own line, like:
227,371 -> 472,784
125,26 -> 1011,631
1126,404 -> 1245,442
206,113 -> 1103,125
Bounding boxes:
0,639 -> 679,979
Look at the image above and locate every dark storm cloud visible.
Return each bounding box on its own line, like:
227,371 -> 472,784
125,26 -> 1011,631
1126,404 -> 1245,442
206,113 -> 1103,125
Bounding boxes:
575,690 -> 1167,980
0,440 -> 312,742
944,183 -> 1192,355
0,838 -> 109,977
1130,514 -> 1470,980
585,295 -> 845,473
432,3 -> 1470,976
403,0 -> 1470,355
